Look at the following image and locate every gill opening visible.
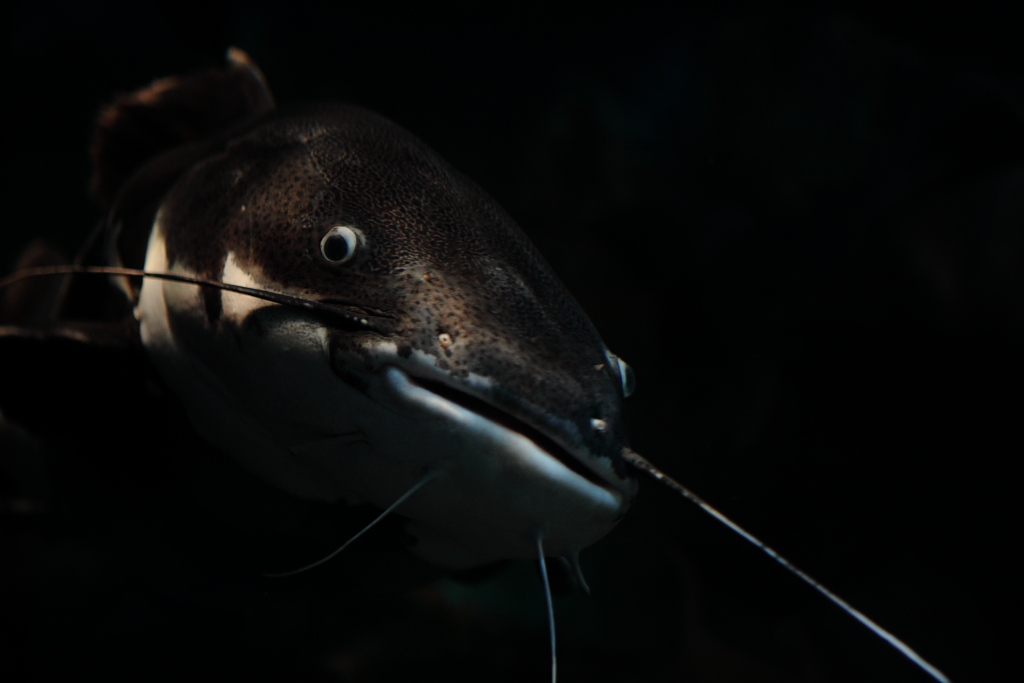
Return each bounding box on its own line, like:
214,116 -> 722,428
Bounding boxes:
621,447 -> 952,683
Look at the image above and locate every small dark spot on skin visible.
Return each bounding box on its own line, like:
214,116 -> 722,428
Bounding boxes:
397,343 -> 412,358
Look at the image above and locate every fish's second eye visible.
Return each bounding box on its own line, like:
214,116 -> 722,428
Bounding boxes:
617,357 -> 635,397
605,350 -> 636,398
320,226 -> 359,264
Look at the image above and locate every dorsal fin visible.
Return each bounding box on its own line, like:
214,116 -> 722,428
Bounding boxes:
90,47 -> 275,209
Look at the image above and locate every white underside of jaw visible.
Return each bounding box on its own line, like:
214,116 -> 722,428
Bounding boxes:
359,364 -> 634,565
375,364 -> 624,512
367,341 -> 632,498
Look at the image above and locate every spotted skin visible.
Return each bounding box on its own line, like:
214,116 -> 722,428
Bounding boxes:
126,103 -> 632,476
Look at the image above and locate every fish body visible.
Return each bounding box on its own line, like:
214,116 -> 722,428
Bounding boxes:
0,48 -> 957,683
13,49 -> 636,569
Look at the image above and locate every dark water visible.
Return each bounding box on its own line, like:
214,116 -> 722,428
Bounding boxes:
2,3 -> 1020,682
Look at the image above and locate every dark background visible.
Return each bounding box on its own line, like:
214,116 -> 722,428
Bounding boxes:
2,2 -> 1020,682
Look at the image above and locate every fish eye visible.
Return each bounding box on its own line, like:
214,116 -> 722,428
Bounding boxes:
320,226 -> 360,264
605,350 -> 636,398
616,357 -> 635,397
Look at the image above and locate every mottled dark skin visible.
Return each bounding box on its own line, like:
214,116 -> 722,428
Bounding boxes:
123,103 -> 631,476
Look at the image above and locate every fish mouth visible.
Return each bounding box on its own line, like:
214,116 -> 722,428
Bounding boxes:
388,366 -> 635,500
366,364 -> 634,563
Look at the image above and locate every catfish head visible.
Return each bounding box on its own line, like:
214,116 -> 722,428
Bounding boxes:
110,50 -> 636,569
